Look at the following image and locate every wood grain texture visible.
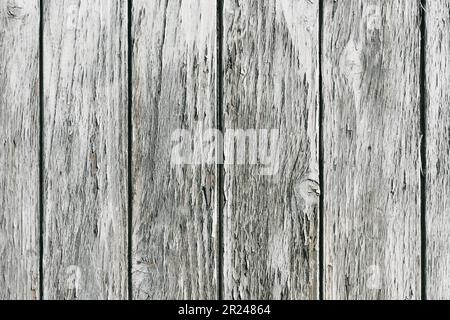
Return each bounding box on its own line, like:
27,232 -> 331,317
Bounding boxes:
0,0 -> 40,300
43,0 -> 128,299
425,0 -> 450,300
132,0 -> 218,299
223,0 -> 320,299
322,0 -> 422,299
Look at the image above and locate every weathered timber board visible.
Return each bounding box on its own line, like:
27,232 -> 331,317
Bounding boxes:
0,0 -> 40,300
322,0 -> 422,299
42,0 -> 128,299
222,0 -> 320,299
425,0 -> 450,300
132,0 -> 218,299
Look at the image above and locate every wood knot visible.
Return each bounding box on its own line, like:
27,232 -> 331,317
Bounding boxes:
294,179 -> 320,206
340,40 -> 365,79
6,0 -> 26,19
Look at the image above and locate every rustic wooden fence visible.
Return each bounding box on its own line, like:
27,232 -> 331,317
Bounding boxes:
0,0 -> 449,300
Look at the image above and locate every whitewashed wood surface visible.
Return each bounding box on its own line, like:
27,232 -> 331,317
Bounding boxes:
425,0 -> 450,300
222,0 -> 319,299
0,0 -> 40,300
322,0 -> 422,299
42,0 -> 128,299
0,0 -> 449,300
131,0 -> 218,299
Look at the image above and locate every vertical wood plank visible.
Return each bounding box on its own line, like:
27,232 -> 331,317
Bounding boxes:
426,0 -> 450,300
223,0 -> 320,299
43,0 -> 128,299
132,0 -> 218,299
0,0 -> 40,300
322,0 -> 421,299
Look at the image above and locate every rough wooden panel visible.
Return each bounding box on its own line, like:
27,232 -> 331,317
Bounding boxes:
43,0 -> 128,299
425,0 -> 450,300
322,0 -> 421,299
223,0 -> 320,299
0,0 -> 40,300
132,0 -> 218,299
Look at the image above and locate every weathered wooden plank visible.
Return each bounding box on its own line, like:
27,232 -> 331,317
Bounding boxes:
222,0 -> 320,299
0,0 -> 40,300
425,0 -> 450,300
43,0 -> 128,299
132,0 -> 218,299
322,0 -> 422,299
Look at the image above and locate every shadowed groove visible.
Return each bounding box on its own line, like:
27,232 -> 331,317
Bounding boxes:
127,0 -> 133,301
419,0 -> 427,301
318,0 -> 324,301
217,0 -> 224,301
39,0 -> 44,301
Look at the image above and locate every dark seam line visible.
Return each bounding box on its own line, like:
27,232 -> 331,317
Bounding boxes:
419,0 -> 427,301
127,0 -> 133,301
39,0 -> 44,301
318,0 -> 325,301
217,0 -> 225,301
